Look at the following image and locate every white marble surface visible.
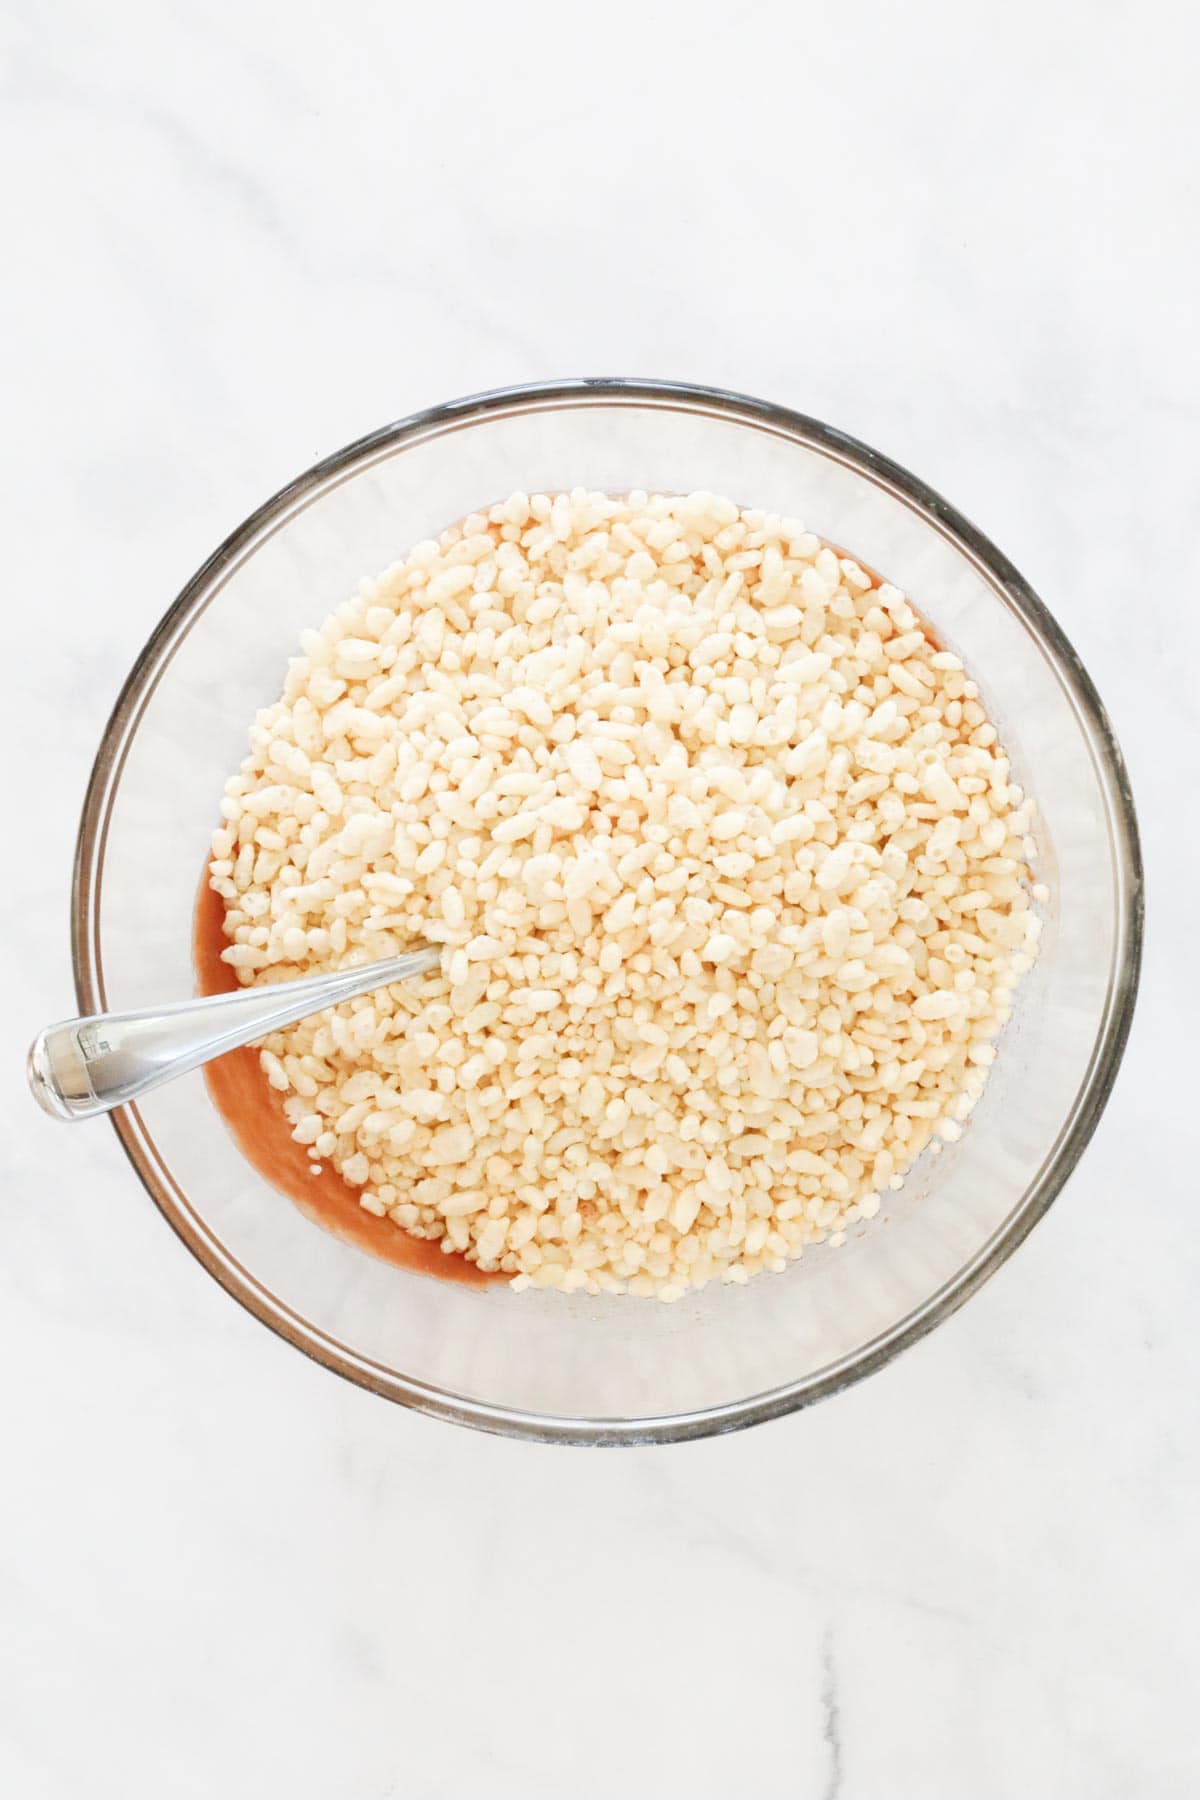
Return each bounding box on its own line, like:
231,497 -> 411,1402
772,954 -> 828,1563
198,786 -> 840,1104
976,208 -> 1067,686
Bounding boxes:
2,3 -> 1197,1794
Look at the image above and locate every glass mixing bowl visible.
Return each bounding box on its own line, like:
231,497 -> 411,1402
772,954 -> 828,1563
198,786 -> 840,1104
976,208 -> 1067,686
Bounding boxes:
74,380 -> 1143,1444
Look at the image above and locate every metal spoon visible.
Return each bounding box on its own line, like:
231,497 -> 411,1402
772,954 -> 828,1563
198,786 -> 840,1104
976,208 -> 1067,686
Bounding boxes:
27,945 -> 442,1122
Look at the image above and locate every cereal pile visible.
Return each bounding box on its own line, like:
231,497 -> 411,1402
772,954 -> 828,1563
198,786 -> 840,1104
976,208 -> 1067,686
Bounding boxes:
209,490 -> 1040,1299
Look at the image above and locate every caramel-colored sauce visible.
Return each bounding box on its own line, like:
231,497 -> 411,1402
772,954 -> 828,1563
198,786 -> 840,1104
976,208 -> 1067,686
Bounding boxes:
193,878 -> 497,1287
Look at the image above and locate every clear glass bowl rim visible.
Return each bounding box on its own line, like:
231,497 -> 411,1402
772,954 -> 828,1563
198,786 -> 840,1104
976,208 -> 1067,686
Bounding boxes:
71,377 -> 1145,1445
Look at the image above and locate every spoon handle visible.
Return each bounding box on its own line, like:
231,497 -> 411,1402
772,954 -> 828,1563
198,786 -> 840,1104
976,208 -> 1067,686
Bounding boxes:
27,946 -> 442,1122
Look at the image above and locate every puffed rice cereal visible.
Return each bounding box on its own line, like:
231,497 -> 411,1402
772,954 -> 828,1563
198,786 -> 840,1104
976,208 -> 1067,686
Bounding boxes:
208,490 -> 1041,1299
